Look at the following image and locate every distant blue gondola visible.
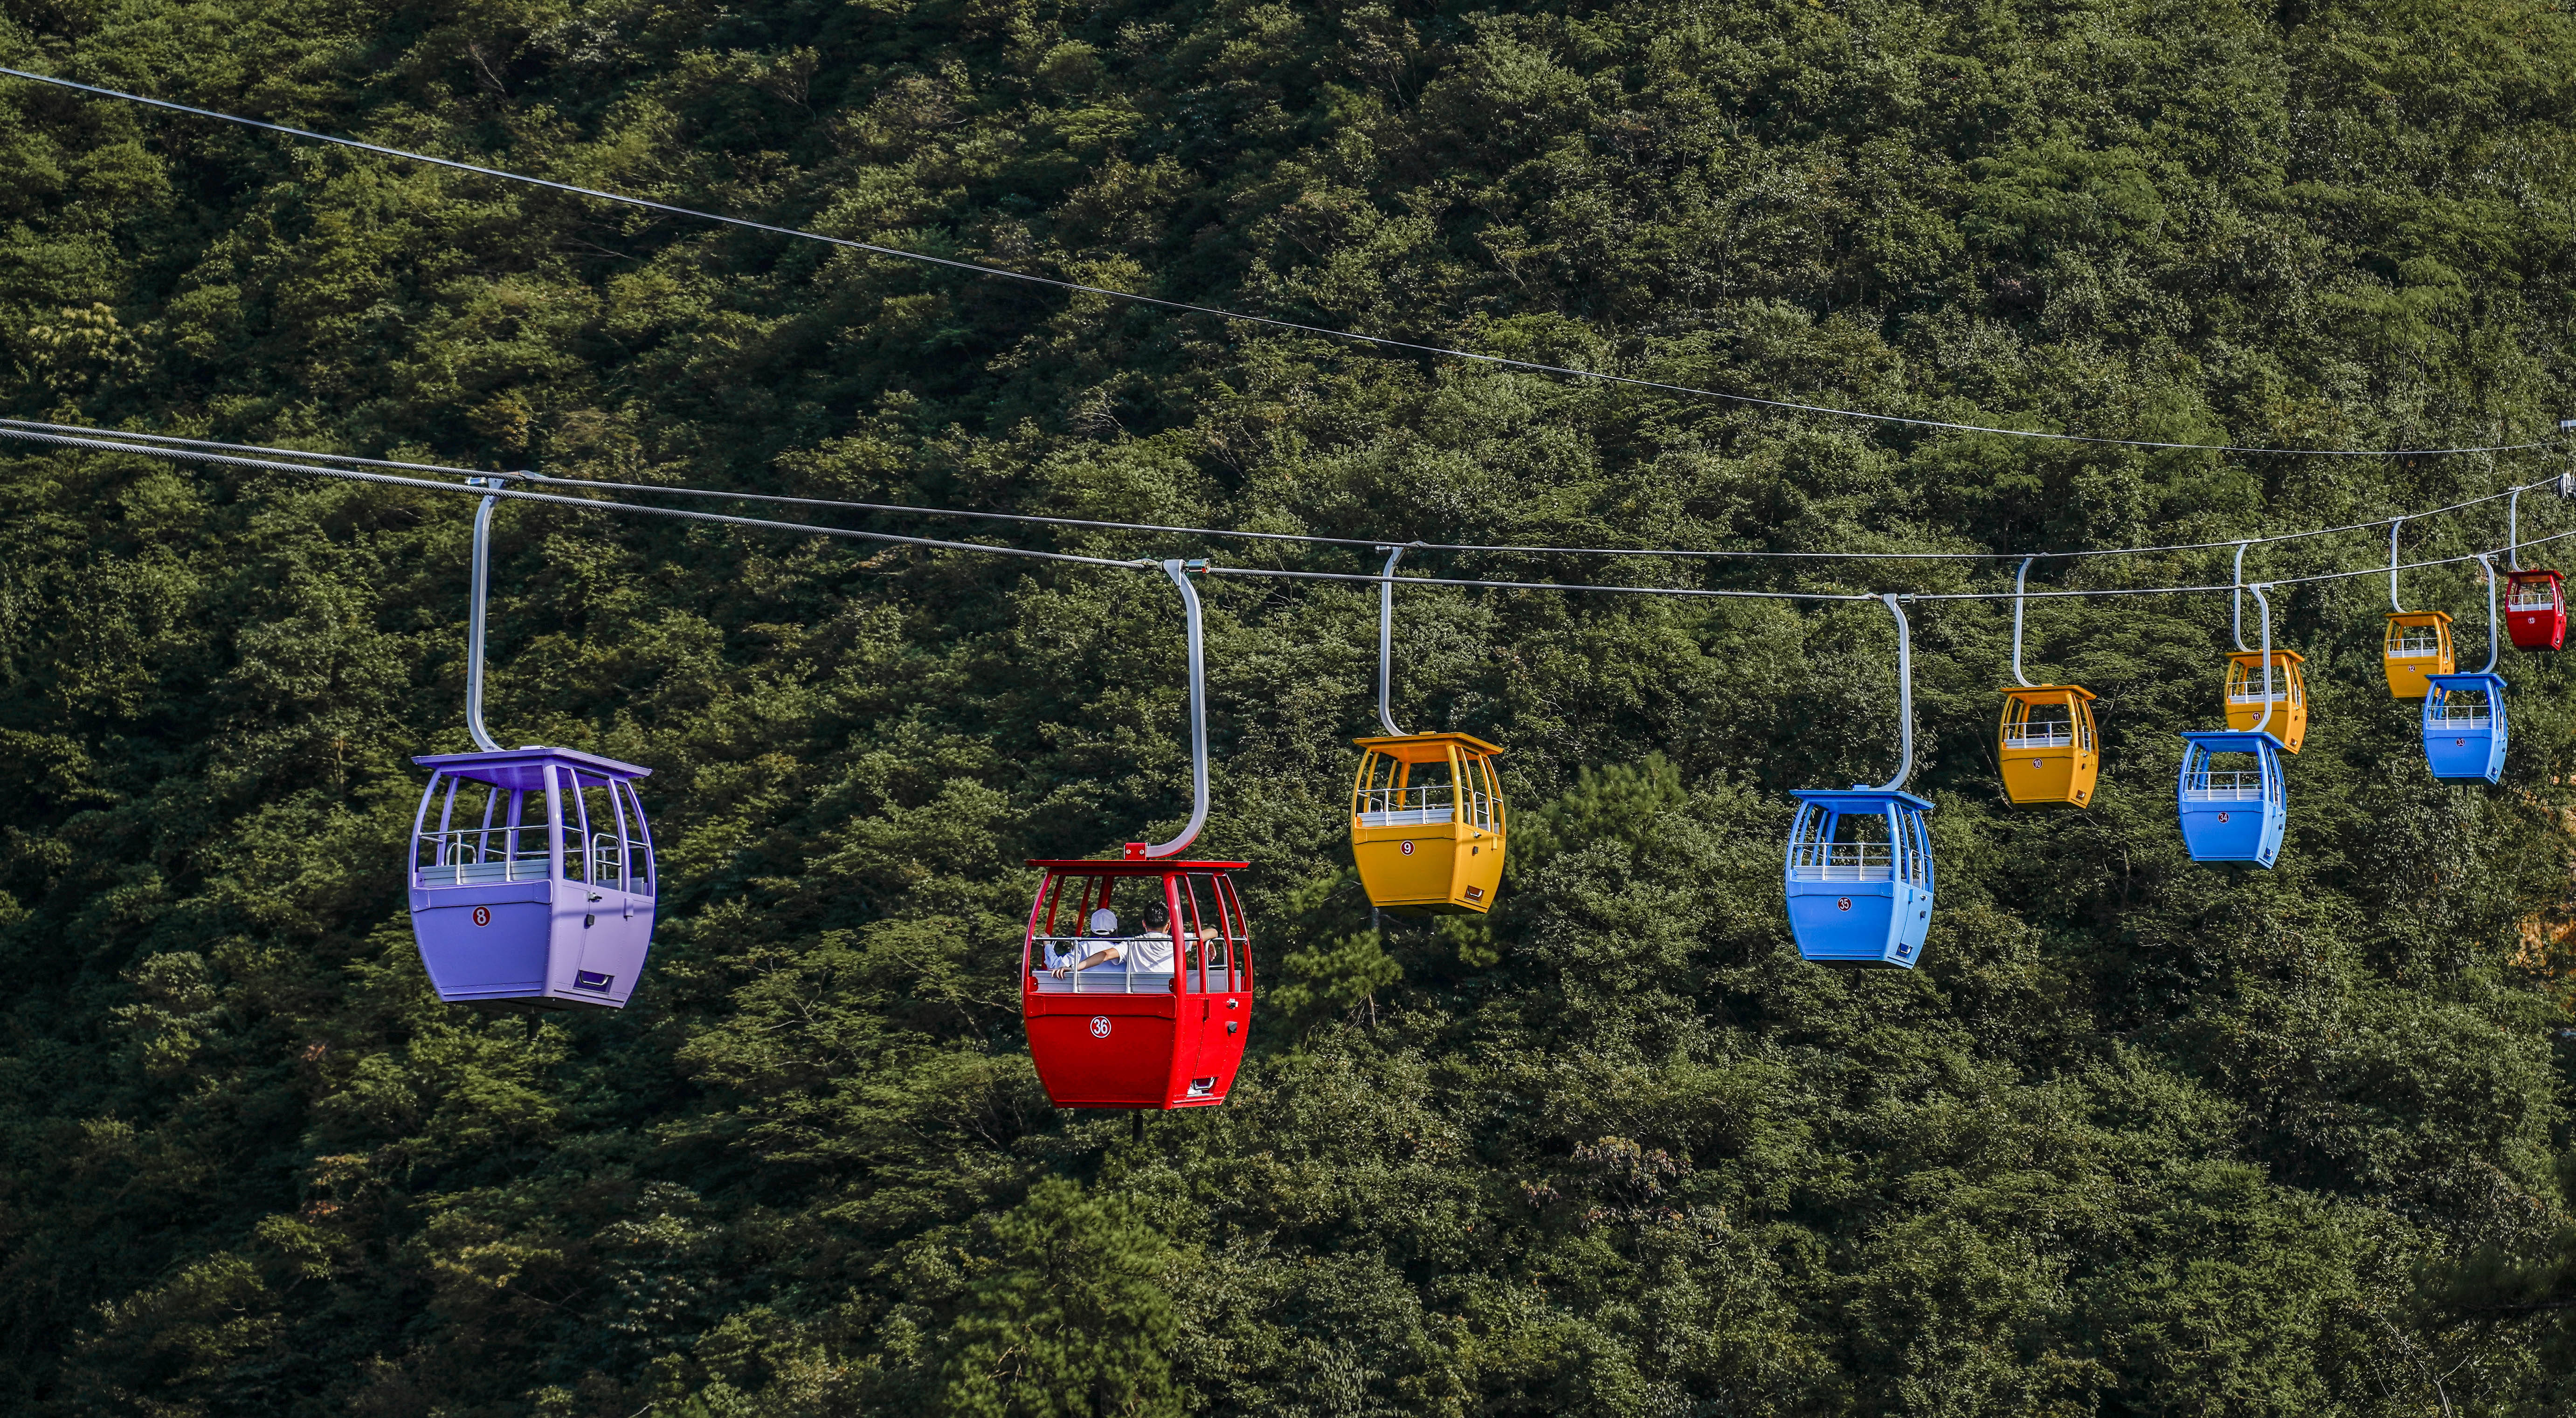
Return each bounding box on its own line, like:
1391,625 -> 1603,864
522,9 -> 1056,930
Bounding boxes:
1784,595 -> 1934,968
2180,582 -> 2289,868
2421,672 -> 2507,783
1785,788 -> 1935,966
2176,730 -> 2286,867
2419,556 -> 2508,785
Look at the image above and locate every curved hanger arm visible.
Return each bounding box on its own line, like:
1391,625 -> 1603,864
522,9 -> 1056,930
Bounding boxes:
2509,485 -> 2526,571
2245,583 -> 2275,737
2010,557 -> 2036,688
1376,544 -> 1410,737
463,476 -> 513,752
2388,517 -> 2406,613
2476,552 -> 2500,674
2231,542 -> 2252,653
1140,558 -> 1212,859
1872,593 -> 1916,793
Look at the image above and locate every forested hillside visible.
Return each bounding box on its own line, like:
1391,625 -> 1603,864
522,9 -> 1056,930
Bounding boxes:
10,0 -> 2576,1411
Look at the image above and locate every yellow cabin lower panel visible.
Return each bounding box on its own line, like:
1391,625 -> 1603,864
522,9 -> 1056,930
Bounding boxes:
2384,658 -> 2451,700
1999,748 -> 2099,807
1353,825 -> 1505,915
2224,702 -> 2306,753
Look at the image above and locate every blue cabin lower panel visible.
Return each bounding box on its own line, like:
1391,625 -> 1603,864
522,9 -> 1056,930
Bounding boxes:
2176,800 -> 2283,867
2423,726 -> 2505,783
1786,878 -> 1932,968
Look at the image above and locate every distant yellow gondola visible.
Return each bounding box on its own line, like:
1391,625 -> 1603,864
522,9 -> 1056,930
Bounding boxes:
2225,649 -> 2307,753
1996,685 -> 2099,806
1351,732 -> 1505,914
2382,611 -> 2454,698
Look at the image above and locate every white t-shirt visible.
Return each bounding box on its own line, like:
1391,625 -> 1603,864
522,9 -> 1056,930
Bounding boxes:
1094,929 -> 1174,974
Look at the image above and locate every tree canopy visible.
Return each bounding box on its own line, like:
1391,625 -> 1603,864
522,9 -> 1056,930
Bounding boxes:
8,0 -> 2576,1412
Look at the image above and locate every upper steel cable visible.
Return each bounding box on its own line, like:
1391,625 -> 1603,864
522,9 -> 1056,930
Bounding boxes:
0,66 -> 2554,461
7,421 -> 2564,602
0,424 -> 1152,570
2,417 -> 2560,568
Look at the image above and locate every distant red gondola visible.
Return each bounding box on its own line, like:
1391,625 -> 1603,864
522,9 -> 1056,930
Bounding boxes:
2506,569 -> 2564,651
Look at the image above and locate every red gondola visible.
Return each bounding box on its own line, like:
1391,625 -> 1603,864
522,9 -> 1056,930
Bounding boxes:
1021,856 -> 1253,1108
2506,569 -> 2564,651
1020,559 -> 1256,1110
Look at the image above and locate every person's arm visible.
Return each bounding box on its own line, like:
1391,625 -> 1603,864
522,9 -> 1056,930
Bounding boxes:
1052,942 -> 1125,977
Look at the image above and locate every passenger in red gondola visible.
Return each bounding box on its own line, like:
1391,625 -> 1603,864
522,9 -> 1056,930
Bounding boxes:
1050,902 -> 1177,979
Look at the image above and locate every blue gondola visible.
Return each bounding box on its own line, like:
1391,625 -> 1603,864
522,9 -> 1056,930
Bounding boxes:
2178,580 -> 2289,867
2176,730 -> 2287,867
1785,595 -> 1934,968
2419,557 -> 2508,785
1786,788 -> 1935,965
2421,674 -> 2506,783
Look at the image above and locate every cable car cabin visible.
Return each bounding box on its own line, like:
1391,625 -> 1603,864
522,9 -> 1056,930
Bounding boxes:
1022,859 -> 1253,1110
2506,571 -> 2566,651
1996,686 -> 2099,806
2383,611 -> 2455,698
1784,790 -> 1934,969
2224,650 -> 2308,754
2175,731 -> 2286,867
408,748 -> 657,1010
1350,732 -> 1506,915
2421,672 -> 2507,784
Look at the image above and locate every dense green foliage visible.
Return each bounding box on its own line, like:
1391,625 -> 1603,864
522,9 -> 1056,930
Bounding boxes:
10,0 -> 2576,1411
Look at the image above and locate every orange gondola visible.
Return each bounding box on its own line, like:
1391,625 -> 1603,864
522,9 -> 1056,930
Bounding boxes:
1996,560 -> 2100,806
1351,546 -> 1508,915
2225,650 -> 2307,753
2382,517 -> 2455,697
1997,687 -> 2098,806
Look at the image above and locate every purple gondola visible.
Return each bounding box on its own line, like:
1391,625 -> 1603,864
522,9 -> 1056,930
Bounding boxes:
408,748 -> 656,1008
406,476 -> 661,1010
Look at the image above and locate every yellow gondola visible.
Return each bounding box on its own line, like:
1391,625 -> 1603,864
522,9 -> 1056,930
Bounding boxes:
1351,732 -> 1506,914
1996,685 -> 2099,806
2225,650 -> 2307,753
2380,517 -> 2455,699
2383,611 -> 2454,698
1995,559 -> 2101,808
1351,545 -> 1506,915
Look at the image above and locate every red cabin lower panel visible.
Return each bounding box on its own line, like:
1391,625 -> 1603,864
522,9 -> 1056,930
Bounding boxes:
1025,987 -> 1252,1109
2508,607 -> 2566,651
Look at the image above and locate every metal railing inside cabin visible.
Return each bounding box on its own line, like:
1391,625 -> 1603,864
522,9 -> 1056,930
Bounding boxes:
2390,627 -> 2446,657
583,830 -> 653,895
2431,695 -> 2496,729
2182,769 -> 2267,801
1788,839 -> 1894,882
2225,670 -> 2299,703
1029,930 -> 1237,992
417,827 -> 548,885
1356,779 -> 1498,831
2512,585 -> 2561,610
1030,934 -> 1177,992
2003,720 -> 2076,749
